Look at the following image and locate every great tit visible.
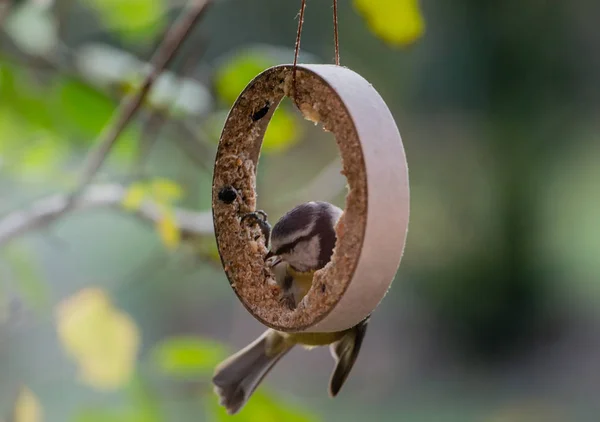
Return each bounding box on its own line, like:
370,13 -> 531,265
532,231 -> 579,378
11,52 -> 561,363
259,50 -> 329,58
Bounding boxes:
213,201 -> 370,415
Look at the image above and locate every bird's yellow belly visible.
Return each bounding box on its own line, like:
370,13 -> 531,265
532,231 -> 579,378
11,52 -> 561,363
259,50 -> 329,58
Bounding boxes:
283,331 -> 346,347
289,270 -> 314,298
279,268 -> 347,347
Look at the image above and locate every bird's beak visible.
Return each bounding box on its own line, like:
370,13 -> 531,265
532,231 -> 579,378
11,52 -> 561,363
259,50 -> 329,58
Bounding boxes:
265,251 -> 282,268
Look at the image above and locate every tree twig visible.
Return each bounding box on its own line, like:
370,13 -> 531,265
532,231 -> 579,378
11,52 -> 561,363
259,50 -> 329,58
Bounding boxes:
71,0 -> 213,199
134,112 -> 167,177
135,34 -> 212,176
172,120 -> 215,171
0,184 -> 213,247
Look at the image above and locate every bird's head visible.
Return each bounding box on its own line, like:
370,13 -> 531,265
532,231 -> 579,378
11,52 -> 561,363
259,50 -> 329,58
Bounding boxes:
266,201 -> 343,273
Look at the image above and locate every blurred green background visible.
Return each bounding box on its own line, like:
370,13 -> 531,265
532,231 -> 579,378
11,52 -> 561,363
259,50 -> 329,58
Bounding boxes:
1,0 -> 600,421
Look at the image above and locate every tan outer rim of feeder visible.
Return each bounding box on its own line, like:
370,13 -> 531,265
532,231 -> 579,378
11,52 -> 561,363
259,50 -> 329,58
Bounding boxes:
211,64 -> 409,333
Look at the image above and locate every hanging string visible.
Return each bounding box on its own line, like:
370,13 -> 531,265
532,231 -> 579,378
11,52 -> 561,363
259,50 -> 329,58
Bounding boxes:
293,0 -> 307,99
293,0 -> 341,98
333,0 -> 340,65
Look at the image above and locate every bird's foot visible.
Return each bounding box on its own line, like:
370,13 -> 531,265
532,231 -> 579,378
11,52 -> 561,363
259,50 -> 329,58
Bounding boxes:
279,292 -> 297,310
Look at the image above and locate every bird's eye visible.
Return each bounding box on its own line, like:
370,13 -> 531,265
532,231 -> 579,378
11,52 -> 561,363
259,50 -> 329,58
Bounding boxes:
280,249 -> 291,258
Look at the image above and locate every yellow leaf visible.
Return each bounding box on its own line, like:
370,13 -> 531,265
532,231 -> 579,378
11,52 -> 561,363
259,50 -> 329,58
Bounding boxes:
156,207 -> 180,250
354,0 -> 425,47
55,288 -> 140,390
122,182 -> 147,210
14,387 -> 42,422
263,106 -> 300,154
150,178 -> 183,204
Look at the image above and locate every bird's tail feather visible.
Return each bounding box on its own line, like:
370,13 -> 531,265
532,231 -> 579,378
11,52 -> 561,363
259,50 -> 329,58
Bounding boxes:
212,330 -> 292,415
328,316 -> 370,397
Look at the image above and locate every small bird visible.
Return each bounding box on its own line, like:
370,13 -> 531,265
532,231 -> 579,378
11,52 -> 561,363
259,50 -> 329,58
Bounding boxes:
212,201 -> 370,415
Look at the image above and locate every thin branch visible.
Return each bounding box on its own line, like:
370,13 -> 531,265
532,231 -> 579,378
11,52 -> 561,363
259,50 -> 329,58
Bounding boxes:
54,0 -> 74,41
171,120 -> 215,172
134,112 -> 167,176
0,184 -> 213,247
72,0 -> 213,198
135,36 -> 212,176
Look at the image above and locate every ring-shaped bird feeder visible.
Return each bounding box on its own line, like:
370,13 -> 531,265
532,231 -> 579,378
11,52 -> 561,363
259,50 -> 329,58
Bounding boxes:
211,64 -> 409,333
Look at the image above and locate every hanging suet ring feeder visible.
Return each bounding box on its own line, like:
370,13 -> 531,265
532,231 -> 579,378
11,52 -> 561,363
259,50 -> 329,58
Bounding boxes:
211,64 -> 409,333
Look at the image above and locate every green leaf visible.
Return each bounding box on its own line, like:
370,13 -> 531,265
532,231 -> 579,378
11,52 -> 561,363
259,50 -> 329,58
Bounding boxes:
214,52 -> 275,105
0,60 -> 55,132
82,0 -> 166,42
152,336 -> 226,378
354,0 -> 425,47
16,133 -> 66,179
55,78 -> 138,159
56,79 -> 117,138
207,390 -> 318,422
0,106 -> 26,157
19,136 -> 61,171
0,101 -> 67,180
0,70 -> 67,176
0,61 -> 17,99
